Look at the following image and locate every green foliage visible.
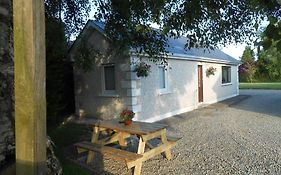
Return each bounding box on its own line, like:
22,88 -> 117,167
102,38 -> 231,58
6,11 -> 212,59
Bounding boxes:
241,46 -> 255,63
45,17 -> 75,125
61,163 -> 90,175
239,82 -> 281,90
92,0 -> 281,63
49,123 -> 90,147
49,123 -> 91,175
260,16 -> 281,52
45,0 -> 91,36
206,66 -> 217,77
239,46 -> 256,82
134,62 -> 151,77
44,0 -> 90,126
74,39 -> 102,72
256,41 -> 281,81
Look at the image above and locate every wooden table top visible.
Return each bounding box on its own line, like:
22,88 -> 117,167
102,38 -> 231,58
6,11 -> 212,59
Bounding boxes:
91,119 -> 168,135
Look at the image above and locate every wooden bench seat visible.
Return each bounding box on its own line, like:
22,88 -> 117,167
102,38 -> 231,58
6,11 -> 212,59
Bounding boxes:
75,141 -> 143,168
151,135 -> 181,143
166,136 -> 182,143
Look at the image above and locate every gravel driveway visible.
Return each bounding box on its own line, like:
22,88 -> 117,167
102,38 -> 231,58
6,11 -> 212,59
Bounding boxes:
87,90 -> 281,175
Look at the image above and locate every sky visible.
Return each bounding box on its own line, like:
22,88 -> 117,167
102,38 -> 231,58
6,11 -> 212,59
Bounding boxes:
222,44 -> 247,60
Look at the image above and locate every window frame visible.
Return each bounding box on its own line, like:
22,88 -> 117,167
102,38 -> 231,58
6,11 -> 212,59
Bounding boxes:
222,66 -> 231,84
158,66 -> 169,94
101,63 -> 117,95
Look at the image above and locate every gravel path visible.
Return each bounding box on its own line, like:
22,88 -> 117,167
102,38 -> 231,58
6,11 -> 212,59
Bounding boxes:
85,90 -> 281,175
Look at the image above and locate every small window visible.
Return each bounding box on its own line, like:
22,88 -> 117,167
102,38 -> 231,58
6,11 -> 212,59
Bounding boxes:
159,66 -> 166,89
158,66 -> 170,95
102,64 -> 116,93
222,66 -> 231,84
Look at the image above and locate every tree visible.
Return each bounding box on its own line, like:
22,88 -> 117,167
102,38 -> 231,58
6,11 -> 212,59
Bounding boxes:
241,46 -> 255,64
256,41 -> 281,80
44,0 -> 91,125
44,0 -> 91,36
91,0 -> 281,64
239,46 -> 256,82
260,16 -> 281,53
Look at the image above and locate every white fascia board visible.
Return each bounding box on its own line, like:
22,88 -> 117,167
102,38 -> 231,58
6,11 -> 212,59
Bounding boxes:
130,51 -> 239,66
168,53 -> 239,65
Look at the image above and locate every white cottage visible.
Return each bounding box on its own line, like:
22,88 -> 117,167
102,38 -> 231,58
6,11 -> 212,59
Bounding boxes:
69,20 -> 240,122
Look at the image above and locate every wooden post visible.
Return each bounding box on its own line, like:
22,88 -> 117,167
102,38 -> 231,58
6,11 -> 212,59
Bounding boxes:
13,0 -> 46,174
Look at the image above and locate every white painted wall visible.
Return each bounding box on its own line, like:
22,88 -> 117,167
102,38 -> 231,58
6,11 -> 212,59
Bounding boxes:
138,58 -> 239,122
202,63 -> 239,104
138,59 -> 198,122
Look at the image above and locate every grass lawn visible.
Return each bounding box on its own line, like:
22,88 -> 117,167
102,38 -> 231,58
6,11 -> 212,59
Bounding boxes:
239,82 -> 281,90
49,123 -> 91,175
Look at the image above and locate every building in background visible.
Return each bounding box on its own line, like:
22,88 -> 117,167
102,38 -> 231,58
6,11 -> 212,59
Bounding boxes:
69,20 -> 240,122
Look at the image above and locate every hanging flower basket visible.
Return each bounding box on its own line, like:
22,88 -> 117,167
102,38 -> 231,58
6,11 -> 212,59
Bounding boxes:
206,66 -> 217,77
134,62 -> 151,77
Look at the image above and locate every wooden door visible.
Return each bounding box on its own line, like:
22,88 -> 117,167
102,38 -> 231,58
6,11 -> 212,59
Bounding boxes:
198,65 -> 203,102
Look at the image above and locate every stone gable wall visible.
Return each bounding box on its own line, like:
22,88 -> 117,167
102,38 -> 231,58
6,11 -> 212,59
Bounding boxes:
0,0 -> 15,166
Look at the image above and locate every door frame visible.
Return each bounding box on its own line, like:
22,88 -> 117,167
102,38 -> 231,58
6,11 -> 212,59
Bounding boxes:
198,65 -> 203,103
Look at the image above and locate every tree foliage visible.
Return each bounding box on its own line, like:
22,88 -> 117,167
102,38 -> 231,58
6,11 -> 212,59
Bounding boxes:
74,39 -> 103,72
260,18 -> 281,52
45,0 -> 91,36
241,46 -> 255,64
239,46 -> 256,82
44,0 -> 91,125
92,0 -> 281,62
256,41 -> 281,80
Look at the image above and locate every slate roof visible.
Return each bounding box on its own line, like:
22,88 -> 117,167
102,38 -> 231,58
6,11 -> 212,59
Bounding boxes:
81,20 -> 239,65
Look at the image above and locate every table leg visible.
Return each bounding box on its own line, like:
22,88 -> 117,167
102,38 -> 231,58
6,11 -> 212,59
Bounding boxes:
118,132 -> 127,149
133,137 -> 145,175
86,126 -> 99,164
161,129 -> 172,160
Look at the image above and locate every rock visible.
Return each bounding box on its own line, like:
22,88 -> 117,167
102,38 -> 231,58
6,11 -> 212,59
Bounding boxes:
46,137 -> 62,175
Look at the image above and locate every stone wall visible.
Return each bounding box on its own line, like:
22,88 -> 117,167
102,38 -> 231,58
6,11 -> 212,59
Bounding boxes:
0,0 -> 15,166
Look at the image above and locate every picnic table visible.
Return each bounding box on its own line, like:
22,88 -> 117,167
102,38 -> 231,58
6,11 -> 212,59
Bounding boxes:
75,119 -> 180,175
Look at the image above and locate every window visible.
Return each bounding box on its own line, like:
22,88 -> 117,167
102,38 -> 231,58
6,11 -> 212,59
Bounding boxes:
159,66 -> 166,89
158,66 -> 169,94
102,64 -> 116,94
222,66 -> 231,84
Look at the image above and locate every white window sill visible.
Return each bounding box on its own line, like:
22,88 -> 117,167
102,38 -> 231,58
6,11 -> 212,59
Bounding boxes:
221,83 -> 232,86
158,89 -> 172,95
